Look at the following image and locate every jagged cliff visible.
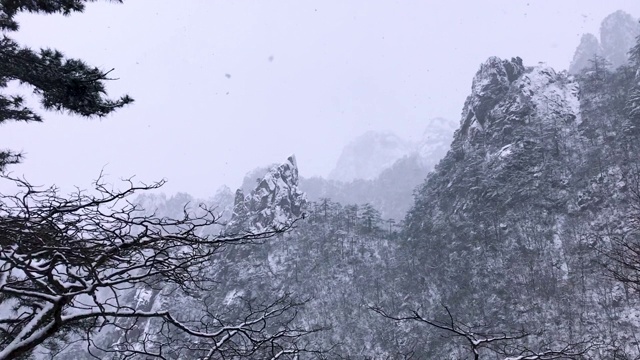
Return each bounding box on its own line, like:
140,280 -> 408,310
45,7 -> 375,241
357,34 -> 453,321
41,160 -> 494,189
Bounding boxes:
226,155 -> 305,234
400,54 -> 640,357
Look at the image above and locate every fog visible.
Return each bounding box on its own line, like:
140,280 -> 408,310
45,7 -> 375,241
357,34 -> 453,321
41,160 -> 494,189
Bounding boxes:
2,0 -> 639,196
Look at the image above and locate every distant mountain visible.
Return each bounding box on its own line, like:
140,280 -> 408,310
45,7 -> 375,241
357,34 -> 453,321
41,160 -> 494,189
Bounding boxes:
299,120 -> 456,220
569,10 -> 639,74
133,185 -> 235,233
300,154 -> 426,220
238,156 -> 426,221
233,121 -> 455,221
416,117 -> 458,167
568,33 -> 602,75
328,131 -> 414,182
601,10 -> 640,68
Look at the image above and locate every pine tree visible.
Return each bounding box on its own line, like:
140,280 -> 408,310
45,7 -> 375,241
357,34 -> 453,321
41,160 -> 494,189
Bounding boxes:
0,0 -> 133,170
360,203 -> 381,234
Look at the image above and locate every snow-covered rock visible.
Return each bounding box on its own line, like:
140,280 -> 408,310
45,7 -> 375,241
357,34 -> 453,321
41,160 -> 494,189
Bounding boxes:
458,56 -> 525,146
226,155 -> 306,233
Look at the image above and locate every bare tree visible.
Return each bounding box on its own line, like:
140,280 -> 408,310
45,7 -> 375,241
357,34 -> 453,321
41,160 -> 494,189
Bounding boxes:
0,174 -> 322,359
370,305 -> 595,360
597,231 -> 640,294
593,181 -> 640,295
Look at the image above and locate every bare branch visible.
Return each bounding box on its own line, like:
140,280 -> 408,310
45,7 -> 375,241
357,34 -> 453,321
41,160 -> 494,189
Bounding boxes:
0,175 -> 318,359
369,305 -> 596,360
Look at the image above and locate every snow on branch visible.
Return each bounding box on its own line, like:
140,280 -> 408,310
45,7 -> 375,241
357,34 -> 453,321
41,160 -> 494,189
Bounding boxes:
370,305 -> 598,360
0,174 -> 316,359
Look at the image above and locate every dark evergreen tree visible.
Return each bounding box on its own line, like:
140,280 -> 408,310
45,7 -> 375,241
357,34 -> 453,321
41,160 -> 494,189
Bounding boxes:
360,203 -> 382,234
0,0 -> 133,170
580,54 -> 612,95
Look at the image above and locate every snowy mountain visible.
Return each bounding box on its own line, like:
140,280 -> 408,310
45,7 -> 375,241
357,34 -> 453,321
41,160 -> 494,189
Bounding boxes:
300,154 -> 426,220
569,10 -> 639,74
60,45 -> 640,358
399,53 -> 640,357
328,120 -> 456,183
231,121 -> 455,221
56,157 -> 311,359
300,120 -> 456,220
328,131 -> 414,182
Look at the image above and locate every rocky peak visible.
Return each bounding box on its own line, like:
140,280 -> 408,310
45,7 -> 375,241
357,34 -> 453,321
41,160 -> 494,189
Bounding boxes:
600,10 -> 640,69
459,57 -> 525,138
226,156 -> 306,234
457,57 -> 578,156
569,33 -> 603,74
239,164 -> 277,194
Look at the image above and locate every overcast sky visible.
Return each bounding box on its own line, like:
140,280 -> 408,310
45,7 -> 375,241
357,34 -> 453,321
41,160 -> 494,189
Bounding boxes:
2,0 -> 640,197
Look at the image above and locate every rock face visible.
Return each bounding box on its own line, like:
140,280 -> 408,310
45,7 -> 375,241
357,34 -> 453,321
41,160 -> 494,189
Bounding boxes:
458,56 -> 526,138
569,10 -> 639,74
226,155 -> 306,233
458,56 -> 578,151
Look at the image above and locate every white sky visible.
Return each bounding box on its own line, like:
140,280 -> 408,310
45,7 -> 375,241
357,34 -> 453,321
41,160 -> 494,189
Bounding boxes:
2,0 -> 639,197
